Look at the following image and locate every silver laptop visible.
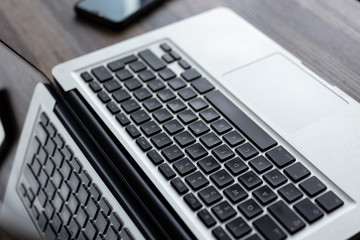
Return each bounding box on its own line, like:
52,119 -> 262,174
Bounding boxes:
2,8 -> 360,240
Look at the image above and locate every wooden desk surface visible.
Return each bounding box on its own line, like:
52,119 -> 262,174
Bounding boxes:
0,0 -> 360,238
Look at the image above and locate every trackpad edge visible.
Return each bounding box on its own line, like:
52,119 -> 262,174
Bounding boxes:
222,54 -> 347,133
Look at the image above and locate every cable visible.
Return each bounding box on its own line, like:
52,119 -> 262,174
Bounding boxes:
0,39 -> 52,83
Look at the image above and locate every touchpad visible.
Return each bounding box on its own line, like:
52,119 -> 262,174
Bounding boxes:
223,54 -> 347,133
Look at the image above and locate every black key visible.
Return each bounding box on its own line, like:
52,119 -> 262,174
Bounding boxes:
58,226 -> 70,240
136,137 -> 152,151
52,169 -> 64,189
264,169 -> 287,188
89,183 -> 101,201
147,150 -> 164,165
189,98 -> 208,112
168,78 -> 186,90
171,177 -> 188,194
173,158 -> 196,176
174,131 -> 195,148
224,184 -> 247,203
184,193 -> 202,210
266,146 -> 295,168
138,69 -> 156,82
160,43 -> 171,52
178,59 -> 191,69
147,79 -> 165,92
153,108 -> 173,123
294,198 -> 324,223
68,193 -> 80,214
178,109 -> 198,124
140,121 -> 161,137
191,77 -> 215,94
76,206 -> 88,228
278,183 -> 303,203
162,53 -> 175,63
112,89 -> 131,103
84,220 -> 98,240
249,156 -> 272,174
167,99 -> 186,113
99,197 -> 112,216
189,120 -> 209,136
253,215 -> 287,240
212,227 -> 231,240
115,112 -> 130,126
197,209 -> 216,228
185,171 -> 209,190
130,110 -> 150,125
157,89 -> 176,102
181,69 -> 201,82
106,102 -> 120,114
80,170 -> 91,187
103,79 -> 121,92
53,134 -> 64,149
178,87 -> 197,101
44,180 -> 55,199
129,61 -> 146,72
163,119 -> 184,135
107,60 -> 125,72
143,98 -> 162,112
161,145 -> 184,162
284,162 -> 311,182
299,176 -> 327,197
70,158 -> 81,173
268,200 -> 305,234
81,72 -> 93,82
245,234 -> 262,240
95,211 -> 109,234
210,169 -> 234,188
124,78 -> 142,91
253,185 -> 277,205
238,170 -> 263,190
205,90 -> 277,151
223,131 -> 245,147
151,132 -> 172,149
31,158 -> 42,176
36,124 -> 48,145
197,156 -> 221,174
211,119 -> 232,135
108,55 -> 137,71
170,50 -> 181,60
116,69 -> 133,81
139,49 -> 166,71
198,186 -> 222,206
200,132 -> 221,149
225,157 -> 248,175
212,201 -> 236,222
39,170 -> 49,188
50,213 -> 62,233
53,149 -> 64,167
97,91 -> 111,103
24,165 -> 40,195
200,108 -> 220,123
212,144 -> 235,162
236,142 -> 259,160
37,147 -> 48,165
125,124 -> 141,138
159,68 -> 176,80
45,138 -> 56,156
121,99 -> 140,113
226,217 -> 251,239
60,206 -> 72,226
106,226 -> 120,240
92,66 -> 112,82
109,212 -> 122,231
38,211 -> 49,231
315,191 -> 344,213
38,189 -> 48,207
185,143 -> 207,160
59,182 -> 71,201
87,197 -> 100,220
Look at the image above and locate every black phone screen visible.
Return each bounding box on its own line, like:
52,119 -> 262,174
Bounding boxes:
77,0 -> 155,23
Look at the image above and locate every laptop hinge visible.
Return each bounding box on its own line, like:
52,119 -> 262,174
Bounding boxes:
54,89 -> 195,240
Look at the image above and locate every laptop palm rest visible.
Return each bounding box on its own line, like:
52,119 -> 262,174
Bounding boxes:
223,53 -> 347,133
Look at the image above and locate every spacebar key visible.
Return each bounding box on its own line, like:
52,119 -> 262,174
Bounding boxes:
205,90 -> 277,151
139,49 -> 166,71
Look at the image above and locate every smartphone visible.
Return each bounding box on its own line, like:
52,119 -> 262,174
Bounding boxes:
75,0 -> 165,29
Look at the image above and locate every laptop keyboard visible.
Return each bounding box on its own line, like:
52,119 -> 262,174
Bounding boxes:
80,42 -> 344,239
17,112 -> 136,240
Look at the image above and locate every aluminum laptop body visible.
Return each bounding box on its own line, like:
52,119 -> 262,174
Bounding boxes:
2,8 -> 360,240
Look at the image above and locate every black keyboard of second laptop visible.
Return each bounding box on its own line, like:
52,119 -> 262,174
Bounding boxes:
80,42 -> 344,240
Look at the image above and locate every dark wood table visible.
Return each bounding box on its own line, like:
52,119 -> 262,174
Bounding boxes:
1,0 -> 360,239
